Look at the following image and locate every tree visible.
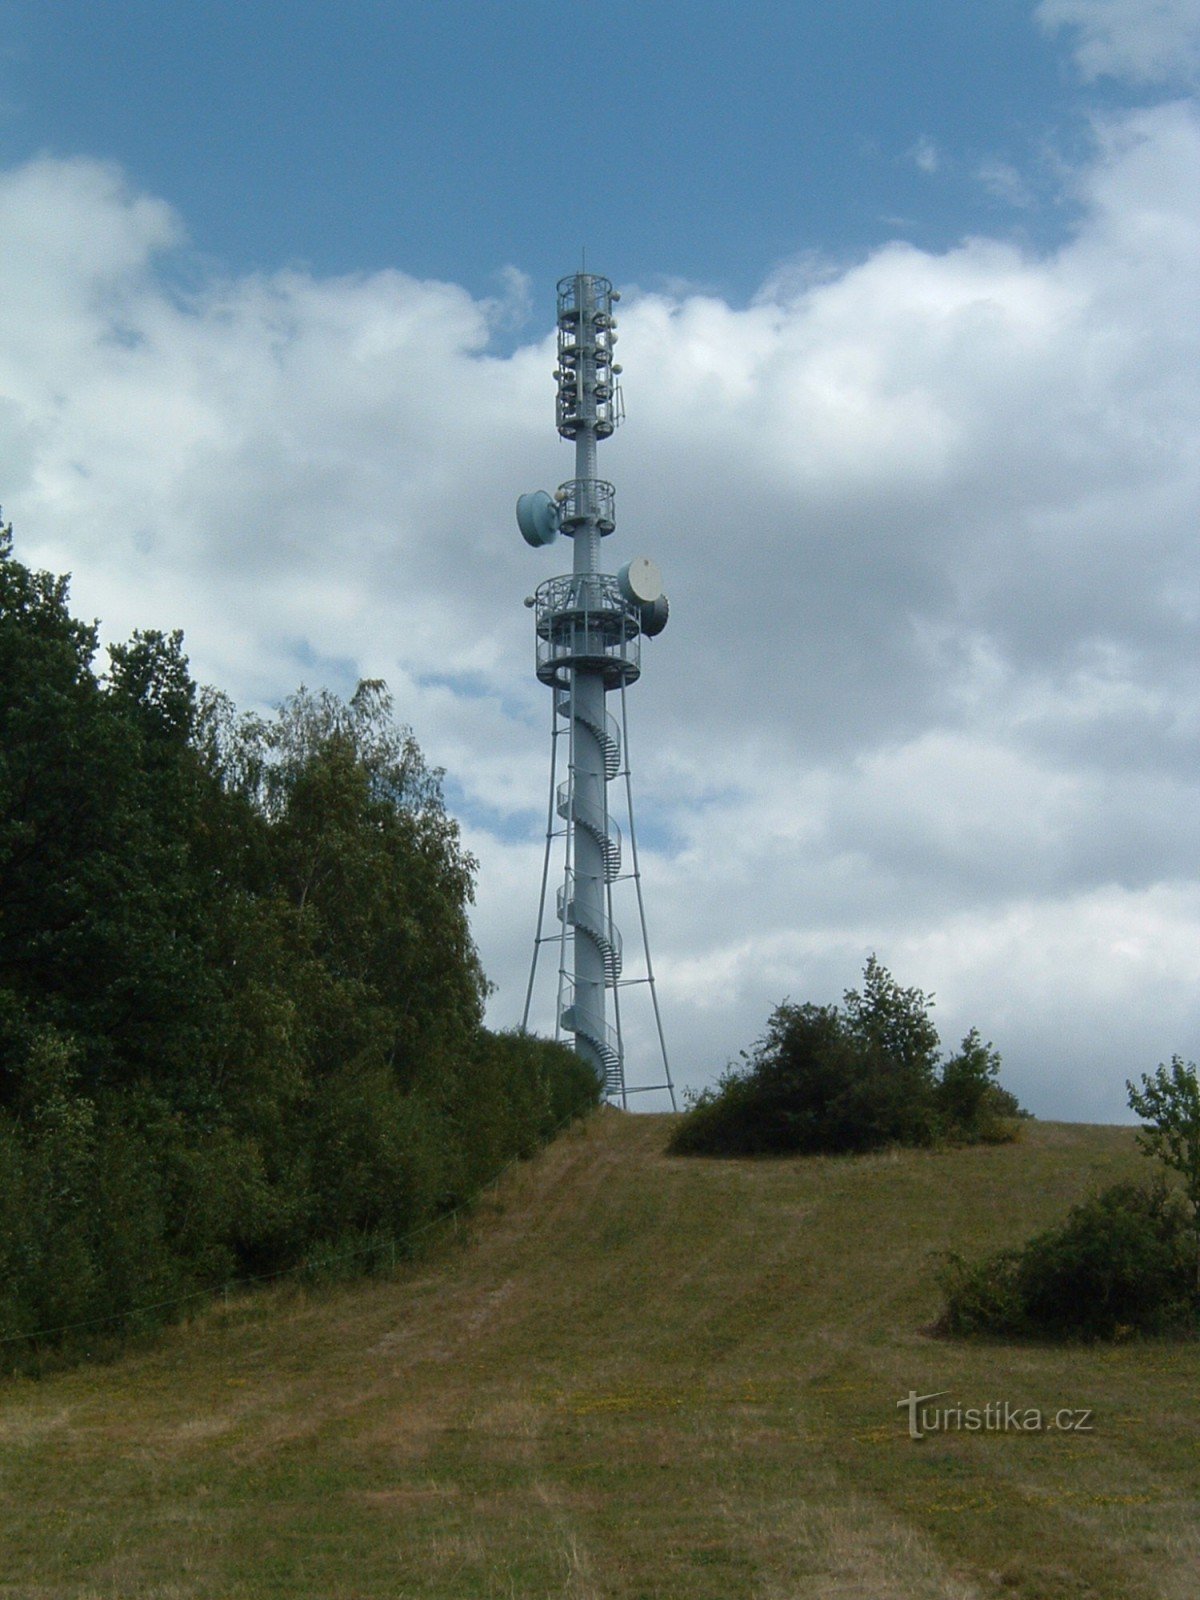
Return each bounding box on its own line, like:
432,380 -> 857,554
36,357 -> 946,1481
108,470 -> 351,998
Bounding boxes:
843,955 -> 940,1080
201,678 -> 488,1084
1127,1057 -> 1200,1289
935,1029 -> 1019,1143
0,529 -> 219,1099
842,955 -> 942,1147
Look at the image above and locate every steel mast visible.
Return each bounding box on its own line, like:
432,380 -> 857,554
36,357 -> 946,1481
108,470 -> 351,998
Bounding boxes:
517,273 -> 674,1108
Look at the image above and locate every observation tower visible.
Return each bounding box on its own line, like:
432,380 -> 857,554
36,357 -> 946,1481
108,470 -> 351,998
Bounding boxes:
517,272 -> 676,1109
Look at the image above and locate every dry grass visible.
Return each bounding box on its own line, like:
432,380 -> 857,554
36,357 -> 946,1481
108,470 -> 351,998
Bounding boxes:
0,1112 -> 1196,1598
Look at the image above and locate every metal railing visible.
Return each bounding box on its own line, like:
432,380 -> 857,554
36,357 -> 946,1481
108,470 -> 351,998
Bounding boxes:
555,691 -> 621,779
557,781 -> 622,880
557,871 -> 623,983
558,976 -> 622,1091
555,477 -> 615,534
534,573 -> 641,690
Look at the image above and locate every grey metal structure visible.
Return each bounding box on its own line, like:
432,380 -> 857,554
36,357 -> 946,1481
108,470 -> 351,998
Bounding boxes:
518,273 -> 676,1110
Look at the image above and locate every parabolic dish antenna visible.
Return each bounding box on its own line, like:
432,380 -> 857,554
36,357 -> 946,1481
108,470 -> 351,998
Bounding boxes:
516,490 -> 560,547
618,556 -> 662,606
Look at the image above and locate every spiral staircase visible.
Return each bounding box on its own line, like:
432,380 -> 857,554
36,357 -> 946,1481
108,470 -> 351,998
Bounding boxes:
555,688 -> 620,780
559,979 -> 623,1097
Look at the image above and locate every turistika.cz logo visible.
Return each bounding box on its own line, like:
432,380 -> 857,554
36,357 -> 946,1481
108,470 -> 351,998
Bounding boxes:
897,1390 -> 1095,1441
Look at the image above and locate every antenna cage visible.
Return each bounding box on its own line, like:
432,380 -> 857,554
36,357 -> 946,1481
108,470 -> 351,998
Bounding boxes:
556,274 -> 620,440
556,478 -> 615,535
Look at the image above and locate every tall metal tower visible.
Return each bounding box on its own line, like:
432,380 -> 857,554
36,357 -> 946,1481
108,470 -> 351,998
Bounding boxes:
517,272 -> 676,1110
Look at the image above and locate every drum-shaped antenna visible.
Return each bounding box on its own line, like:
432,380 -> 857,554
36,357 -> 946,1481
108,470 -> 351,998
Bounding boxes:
618,556 -> 662,606
639,593 -> 670,637
516,490 -> 560,547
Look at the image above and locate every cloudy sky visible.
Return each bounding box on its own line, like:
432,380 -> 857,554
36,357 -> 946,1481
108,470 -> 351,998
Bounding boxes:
1,0 -> 1198,1121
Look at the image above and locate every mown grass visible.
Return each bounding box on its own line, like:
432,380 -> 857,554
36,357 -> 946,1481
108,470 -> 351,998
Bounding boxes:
0,1113 -> 1196,1598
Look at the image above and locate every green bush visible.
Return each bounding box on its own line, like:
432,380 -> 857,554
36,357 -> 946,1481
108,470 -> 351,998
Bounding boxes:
441,1030 -> 600,1199
938,1180 -> 1199,1341
669,958 -> 1025,1158
670,1004 -> 859,1156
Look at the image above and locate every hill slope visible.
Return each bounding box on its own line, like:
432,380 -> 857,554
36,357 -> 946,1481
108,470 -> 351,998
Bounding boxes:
1,1113 -> 1197,1599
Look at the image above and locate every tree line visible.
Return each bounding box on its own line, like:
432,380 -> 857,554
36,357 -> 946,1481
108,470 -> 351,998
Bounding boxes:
0,524 -> 597,1365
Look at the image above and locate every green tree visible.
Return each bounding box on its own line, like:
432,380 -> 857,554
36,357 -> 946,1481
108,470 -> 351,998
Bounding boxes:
843,955 -> 939,1077
842,955 -> 941,1147
0,528 -> 216,1100
934,1028 -> 1020,1143
1127,1057 -> 1200,1289
203,679 -> 487,1082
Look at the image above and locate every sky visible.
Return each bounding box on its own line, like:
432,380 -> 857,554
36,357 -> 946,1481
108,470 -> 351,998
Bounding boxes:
1,0 -> 1198,1121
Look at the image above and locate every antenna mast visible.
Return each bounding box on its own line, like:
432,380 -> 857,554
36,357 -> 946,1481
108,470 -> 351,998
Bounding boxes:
517,274 -> 675,1109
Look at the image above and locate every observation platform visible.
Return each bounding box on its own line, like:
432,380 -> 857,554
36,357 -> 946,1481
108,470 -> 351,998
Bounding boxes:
534,573 -> 642,691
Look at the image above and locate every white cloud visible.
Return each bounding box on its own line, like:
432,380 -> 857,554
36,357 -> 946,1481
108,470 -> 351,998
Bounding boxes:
1037,0 -> 1200,86
908,135 -> 940,175
1,99 -> 1198,1120
976,157 -> 1034,207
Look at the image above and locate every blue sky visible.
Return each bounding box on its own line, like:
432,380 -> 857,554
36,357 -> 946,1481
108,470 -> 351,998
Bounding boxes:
1,1 -> 1199,1120
2,1 -> 1119,299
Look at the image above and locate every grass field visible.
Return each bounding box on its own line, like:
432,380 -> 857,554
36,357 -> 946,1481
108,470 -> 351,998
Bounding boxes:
1,1112 -> 1197,1599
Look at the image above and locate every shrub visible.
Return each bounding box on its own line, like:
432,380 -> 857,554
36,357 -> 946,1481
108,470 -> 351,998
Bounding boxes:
669,958 -> 1025,1158
670,1004 -> 860,1156
938,1180 -> 1199,1341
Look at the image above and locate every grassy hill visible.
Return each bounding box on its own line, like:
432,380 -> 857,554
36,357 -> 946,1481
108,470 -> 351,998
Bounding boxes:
1,1113 -> 1196,1599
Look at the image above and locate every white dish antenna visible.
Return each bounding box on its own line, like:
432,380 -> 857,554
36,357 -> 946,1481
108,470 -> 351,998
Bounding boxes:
618,557 -> 662,606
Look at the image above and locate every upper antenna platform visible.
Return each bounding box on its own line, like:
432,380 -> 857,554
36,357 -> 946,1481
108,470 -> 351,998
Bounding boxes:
555,274 -> 622,440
